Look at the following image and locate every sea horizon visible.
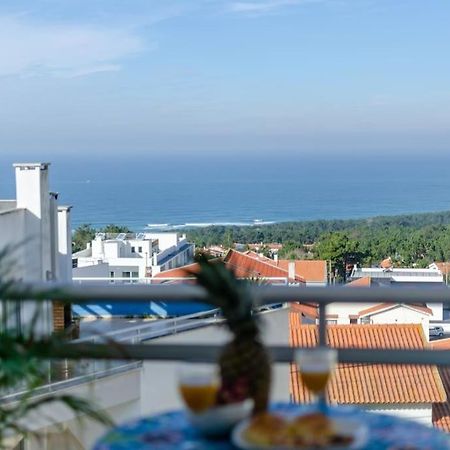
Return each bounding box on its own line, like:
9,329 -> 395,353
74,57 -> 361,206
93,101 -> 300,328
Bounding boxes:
1,152 -> 450,231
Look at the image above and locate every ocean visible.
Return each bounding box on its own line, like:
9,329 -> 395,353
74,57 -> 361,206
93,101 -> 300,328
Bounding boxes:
1,152 -> 450,230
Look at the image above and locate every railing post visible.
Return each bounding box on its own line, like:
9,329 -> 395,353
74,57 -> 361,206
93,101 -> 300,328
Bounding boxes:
318,303 -> 327,346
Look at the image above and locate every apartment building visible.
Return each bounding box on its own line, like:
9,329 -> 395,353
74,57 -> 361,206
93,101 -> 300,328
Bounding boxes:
73,231 -> 194,280
0,163 -> 72,333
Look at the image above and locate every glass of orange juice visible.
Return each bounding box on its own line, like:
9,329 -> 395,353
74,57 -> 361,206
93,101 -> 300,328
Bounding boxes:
295,347 -> 337,412
178,364 -> 219,413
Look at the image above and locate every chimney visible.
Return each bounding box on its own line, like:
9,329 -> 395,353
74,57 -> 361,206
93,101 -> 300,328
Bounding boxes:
14,163 -> 52,281
274,253 -> 279,263
14,163 -> 50,219
288,261 -> 296,280
57,205 -> 73,283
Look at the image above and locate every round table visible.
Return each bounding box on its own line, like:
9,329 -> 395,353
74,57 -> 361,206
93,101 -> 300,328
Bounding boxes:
93,403 -> 450,449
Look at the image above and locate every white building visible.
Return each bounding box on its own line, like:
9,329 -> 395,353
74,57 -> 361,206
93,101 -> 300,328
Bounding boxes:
0,163 -> 73,333
0,163 -> 144,449
349,265 -> 444,321
350,266 -> 444,284
73,232 -> 194,281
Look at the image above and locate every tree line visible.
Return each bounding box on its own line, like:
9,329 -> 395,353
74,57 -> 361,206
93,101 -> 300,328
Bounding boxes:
72,210 -> 450,280
185,210 -> 450,279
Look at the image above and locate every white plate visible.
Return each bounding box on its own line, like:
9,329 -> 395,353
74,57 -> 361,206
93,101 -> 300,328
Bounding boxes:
187,399 -> 253,437
231,415 -> 368,450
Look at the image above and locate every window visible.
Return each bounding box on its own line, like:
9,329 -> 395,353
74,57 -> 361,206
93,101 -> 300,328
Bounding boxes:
360,316 -> 371,324
131,246 -> 135,253
138,246 -> 142,253
326,319 -> 337,325
122,271 -> 131,283
350,318 -> 358,324
110,271 -> 114,278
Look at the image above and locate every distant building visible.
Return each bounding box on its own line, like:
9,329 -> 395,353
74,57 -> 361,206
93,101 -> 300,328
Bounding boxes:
225,250 -> 328,286
154,249 -> 307,285
0,162 -> 73,333
350,265 -> 444,284
430,262 -> 450,284
273,259 -> 328,286
350,264 -> 444,320
73,232 -> 194,280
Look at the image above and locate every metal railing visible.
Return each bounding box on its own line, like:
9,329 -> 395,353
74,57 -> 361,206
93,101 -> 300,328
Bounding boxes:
75,308 -> 222,343
72,276 -> 291,284
2,283 -> 450,368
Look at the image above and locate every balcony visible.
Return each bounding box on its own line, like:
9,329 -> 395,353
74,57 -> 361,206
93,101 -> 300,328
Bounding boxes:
2,282 -> 450,448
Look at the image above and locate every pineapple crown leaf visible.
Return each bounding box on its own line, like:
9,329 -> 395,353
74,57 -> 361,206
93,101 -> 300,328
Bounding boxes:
190,255 -> 260,336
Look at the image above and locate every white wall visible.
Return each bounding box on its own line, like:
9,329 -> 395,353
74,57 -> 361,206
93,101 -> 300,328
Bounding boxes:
326,303 -> 431,331
15,163 -> 52,282
0,208 -> 28,279
428,303 -> 443,321
327,303 -> 374,324
73,263 -> 110,279
91,237 -> 104,258
371,306 -> 429,327
21,368 -> 142,450
57,206 -> 73,283
104,241 -> 120,259
145,233 -> 179,251
109,260 -> 146,278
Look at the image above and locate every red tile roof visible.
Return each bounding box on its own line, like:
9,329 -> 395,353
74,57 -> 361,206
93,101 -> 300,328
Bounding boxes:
289,318 -> 446,404
248,243 -> 283,251
431,338 -> 450,432
380,257 -> 393,269
290,303 -> 318,320
435,262 -> 450,276
433,367 -> 450,432
154,251 -> 306,283
224,250 -> 305,283
358,303 -> 433,317
431,339 -> 450,350
346,277 -> 372,287
276,260 -> 327,283
243,251 -> 274,263
153,263 -> 199,279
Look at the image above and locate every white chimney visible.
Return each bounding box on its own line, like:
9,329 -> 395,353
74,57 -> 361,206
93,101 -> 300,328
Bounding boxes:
14,163 -> 52,281
14,163 -> 50,219
58,205 -> 73,282
288,261 -> 296,280
13,163 -> 53,334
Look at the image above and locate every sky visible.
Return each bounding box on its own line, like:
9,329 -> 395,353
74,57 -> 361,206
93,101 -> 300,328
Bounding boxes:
1,0 -> 450,157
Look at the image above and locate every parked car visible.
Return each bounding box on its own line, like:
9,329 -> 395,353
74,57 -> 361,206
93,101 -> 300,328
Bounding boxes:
429,326 -> 444,337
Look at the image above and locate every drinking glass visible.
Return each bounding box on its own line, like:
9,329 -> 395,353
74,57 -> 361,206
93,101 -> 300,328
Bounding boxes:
295,347 -> 337,413
178,364 -> 220,413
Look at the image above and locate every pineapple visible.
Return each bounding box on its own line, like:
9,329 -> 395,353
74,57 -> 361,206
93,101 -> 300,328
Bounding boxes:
192,256 -> 271,414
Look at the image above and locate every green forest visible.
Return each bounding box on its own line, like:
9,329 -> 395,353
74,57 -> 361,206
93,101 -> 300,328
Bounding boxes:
73,210 -> 450,280
184,210 -> 450,277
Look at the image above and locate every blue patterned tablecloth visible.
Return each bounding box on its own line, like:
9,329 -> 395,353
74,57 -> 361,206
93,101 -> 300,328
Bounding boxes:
93,403 -> 450,450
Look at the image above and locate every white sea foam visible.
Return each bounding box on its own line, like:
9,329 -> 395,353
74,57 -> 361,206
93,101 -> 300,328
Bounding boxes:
145,220 -> 276,230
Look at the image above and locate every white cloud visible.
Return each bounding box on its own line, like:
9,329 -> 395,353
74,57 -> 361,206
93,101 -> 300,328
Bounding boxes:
0,15 -> 145,78
229,0 -> 321,14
